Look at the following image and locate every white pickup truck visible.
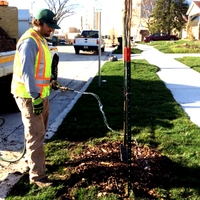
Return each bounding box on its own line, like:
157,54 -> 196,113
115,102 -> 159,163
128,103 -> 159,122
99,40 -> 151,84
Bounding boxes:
73,30 -> 105,55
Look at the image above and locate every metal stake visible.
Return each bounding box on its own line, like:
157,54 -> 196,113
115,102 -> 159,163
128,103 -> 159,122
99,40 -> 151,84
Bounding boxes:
123,47 -> 132,196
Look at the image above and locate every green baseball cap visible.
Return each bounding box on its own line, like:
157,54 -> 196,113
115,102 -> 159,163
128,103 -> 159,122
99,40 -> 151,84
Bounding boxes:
35,9 -> 61,29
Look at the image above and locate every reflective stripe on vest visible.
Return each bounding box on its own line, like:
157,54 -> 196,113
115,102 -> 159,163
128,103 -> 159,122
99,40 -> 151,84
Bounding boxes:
11,28 -> 52,98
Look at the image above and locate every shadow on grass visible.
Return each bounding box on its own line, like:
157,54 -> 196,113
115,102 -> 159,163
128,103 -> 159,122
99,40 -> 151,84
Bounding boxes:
48,156 -> 200,199
54,76 -> 177,142
10,149 -> 200,199
190,65 -> 200,70
8,60 -> 200,199
48,60 -> 200,198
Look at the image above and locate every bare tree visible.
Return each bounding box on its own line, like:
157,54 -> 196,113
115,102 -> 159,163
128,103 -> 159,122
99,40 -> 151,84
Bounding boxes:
108,27 -> 118,46
132,0 -> 156,31
44,0 -> 80,25
141,0 -> 156,30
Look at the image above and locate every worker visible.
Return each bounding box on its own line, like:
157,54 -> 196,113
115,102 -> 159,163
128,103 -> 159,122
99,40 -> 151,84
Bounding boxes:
11,8 -> 61,187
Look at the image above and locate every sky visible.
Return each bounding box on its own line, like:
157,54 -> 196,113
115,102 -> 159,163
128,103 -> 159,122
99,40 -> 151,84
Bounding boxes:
8,0 -> 84,17
8,0 -> 45,10
7,0 -> 88,30
7,0 -> 123,33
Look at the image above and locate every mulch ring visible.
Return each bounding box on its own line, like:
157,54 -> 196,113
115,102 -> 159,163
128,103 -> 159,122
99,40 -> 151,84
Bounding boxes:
59,141 -> 173,199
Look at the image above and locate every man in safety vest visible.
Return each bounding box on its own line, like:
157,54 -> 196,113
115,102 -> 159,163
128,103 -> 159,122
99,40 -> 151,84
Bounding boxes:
11,8 -> 60,187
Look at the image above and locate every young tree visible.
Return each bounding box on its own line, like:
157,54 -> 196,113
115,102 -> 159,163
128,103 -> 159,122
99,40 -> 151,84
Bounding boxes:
44,0 -> 80,25
122,0 -> 132,48
151,0 -> 189,34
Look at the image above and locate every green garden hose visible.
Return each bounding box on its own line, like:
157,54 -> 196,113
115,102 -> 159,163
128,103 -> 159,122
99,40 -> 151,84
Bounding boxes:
0,85 -> 122,163
0,117 -> 5,127
0,117 -> 26,163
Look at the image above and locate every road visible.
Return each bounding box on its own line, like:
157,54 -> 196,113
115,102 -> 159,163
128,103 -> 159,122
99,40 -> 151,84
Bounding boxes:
0,45 -> 113,199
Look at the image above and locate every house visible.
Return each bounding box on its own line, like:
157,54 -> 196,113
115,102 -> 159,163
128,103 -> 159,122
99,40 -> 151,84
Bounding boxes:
186,0 -> 200,39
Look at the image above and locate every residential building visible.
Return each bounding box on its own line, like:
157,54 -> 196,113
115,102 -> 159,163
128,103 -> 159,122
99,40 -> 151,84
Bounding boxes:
186,0 -> 200,40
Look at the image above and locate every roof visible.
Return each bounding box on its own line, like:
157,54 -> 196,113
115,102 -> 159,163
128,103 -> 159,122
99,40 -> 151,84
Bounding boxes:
187,1 -> 200,16
194,0 -> 200,8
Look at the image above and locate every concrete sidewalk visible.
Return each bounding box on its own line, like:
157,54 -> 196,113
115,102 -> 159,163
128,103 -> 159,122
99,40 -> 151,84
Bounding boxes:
136,44 -> 200,128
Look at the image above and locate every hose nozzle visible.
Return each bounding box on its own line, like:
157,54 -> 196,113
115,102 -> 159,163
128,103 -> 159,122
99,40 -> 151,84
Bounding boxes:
59,86 -> 68,91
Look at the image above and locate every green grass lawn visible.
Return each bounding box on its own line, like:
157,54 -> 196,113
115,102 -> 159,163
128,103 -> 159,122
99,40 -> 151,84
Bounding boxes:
6,40 -> 200,199
175,56 -> 200,73
142,39 -> 200,73
112,47 -> 143,54
142,39 -> 200,53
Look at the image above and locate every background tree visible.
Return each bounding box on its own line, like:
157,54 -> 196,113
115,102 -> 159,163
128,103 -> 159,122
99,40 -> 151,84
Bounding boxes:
44,0 -> 80,25
131,0 -> 156,39
140,0 -> 156,30
108,27 -> 118,47
150,0 -> 189,34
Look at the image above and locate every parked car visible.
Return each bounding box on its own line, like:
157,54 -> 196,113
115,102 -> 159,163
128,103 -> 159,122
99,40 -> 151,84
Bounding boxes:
143,33 -> 179,42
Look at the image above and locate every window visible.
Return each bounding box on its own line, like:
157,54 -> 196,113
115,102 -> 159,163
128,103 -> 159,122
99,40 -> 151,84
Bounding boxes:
81,31 -> 99,38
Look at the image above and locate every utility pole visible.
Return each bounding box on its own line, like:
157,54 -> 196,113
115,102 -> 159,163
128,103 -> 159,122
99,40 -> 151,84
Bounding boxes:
30,1 -> 35,18
94,0 -> 103,87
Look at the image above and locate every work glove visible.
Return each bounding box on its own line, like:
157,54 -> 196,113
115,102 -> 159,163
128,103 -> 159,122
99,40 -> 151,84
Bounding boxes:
32,96 -> 43,115
50,80 -> 61,90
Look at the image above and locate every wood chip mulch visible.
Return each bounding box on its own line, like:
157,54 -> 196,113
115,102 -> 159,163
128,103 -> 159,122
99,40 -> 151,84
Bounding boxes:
57,141 -> 173,199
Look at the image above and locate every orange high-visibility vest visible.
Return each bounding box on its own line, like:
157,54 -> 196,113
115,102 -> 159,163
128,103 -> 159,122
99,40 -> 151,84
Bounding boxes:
11,28 -> 52,98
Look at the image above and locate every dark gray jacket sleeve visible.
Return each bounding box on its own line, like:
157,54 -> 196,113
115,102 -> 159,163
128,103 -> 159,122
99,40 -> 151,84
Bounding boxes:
17,38 -> 40,99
